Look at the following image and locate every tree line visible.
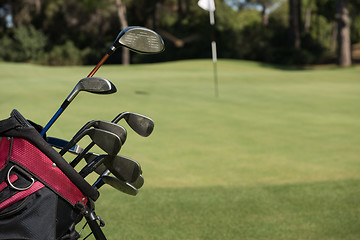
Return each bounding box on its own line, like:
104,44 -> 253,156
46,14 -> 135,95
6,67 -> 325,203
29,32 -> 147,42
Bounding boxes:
0,0 -> 358,66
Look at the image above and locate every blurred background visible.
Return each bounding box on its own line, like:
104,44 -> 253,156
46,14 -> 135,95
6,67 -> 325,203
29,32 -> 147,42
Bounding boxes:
0,0 -> 359,67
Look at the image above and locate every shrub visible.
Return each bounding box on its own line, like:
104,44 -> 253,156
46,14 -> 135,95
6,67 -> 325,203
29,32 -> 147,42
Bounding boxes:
43,40 -> 83,65
0,25 -> 47,62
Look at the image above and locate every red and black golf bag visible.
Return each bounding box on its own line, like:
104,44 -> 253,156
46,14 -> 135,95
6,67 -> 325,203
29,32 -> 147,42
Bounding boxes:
0,109 -> 100,240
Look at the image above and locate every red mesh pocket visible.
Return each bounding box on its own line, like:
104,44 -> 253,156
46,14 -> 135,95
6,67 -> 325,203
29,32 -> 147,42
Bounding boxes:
0,137 -> 10,171
10,138 -> 87,206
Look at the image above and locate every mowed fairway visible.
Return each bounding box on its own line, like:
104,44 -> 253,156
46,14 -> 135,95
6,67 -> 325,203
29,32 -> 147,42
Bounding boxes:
0,60 -> 359,239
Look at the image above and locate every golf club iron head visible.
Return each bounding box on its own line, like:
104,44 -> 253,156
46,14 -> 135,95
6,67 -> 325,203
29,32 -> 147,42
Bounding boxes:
60,120 -> 125,156
83,120 -> 127,144
73,128 -> 121,156
113,112 -> 154,137
108,27 -> 165,55
102,175 -> 138,196
103,155 -> 142,183
84,154 -> 144,189
130,174 -> 144,189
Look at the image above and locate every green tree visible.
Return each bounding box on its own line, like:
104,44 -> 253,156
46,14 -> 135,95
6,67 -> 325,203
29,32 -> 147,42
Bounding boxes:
0,25 -> 46,62
227,0 -> 282,26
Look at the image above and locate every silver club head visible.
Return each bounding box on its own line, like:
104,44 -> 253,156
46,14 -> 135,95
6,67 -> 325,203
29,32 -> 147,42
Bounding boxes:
67,77 -> 117,102
109,26 -> 165,55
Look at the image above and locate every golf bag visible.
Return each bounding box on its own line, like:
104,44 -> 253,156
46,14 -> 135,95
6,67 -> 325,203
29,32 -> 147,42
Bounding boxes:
0,109 -> 100,240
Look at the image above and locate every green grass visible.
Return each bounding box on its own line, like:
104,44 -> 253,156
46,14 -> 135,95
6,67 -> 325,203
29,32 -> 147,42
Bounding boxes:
0,60 -> 359,239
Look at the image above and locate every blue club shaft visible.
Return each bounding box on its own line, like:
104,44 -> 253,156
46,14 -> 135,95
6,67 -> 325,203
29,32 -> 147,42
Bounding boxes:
40,100 -> 70,136
40,107 -> 64,136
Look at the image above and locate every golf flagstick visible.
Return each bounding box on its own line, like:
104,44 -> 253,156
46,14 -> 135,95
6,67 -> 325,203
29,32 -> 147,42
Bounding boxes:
198,0 -> 219,97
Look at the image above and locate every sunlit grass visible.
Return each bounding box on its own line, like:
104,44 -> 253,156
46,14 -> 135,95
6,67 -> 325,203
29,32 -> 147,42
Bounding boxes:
0,60 -> 359,239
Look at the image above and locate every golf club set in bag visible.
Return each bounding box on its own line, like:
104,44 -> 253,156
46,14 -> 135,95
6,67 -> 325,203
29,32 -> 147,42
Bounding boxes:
0,27 -> 164,239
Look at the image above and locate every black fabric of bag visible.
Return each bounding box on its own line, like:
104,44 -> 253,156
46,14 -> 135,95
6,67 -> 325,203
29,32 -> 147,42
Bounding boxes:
0,185 -> 57,240
0,110 -> 96,240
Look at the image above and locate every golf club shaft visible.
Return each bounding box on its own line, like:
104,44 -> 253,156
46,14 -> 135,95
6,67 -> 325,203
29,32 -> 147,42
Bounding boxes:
47,137 -> 84,154
40,100 -> 71,136
79,155 -> 105,178
93,170 -> 110,189
70,142 -> 96,167
87,54 -> 110,78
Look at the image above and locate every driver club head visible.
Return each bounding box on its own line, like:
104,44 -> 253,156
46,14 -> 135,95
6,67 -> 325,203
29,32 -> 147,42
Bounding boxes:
108,26 -> 165,55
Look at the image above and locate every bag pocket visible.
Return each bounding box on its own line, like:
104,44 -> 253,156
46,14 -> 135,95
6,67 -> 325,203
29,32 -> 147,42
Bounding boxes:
0,164 -> 57,240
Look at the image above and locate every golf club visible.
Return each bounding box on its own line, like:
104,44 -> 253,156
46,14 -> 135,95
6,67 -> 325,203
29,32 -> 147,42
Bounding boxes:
103,175 -> 138,196
81,154 -> 141,182
94,171 -> 138,196
87,26 -> 165,78
60,120 -> 127,156
130,174 -> 144,189
113,112 -> 154,137
109,26 -> 165,55
83,153 -> 143,189
40,77 -> 117,136
61,128 -> 122,157
81,152 -> 144,183
103,155 -> 141,183
78,120 -> 127,144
